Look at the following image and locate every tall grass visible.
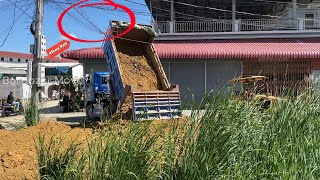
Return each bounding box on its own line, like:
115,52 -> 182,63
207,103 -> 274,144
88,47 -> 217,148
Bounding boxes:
86,122 -> 160,179
24,95 -> 40,126
37,87 -> 320,179
37,134 -> 86,180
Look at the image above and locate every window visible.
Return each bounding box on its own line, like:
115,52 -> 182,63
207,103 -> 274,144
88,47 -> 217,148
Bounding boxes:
18,59 -> 21,62
9,58 -> 12,62
1,57 -> 4,61
102,76 -> 109,84
305,13 -> 315,28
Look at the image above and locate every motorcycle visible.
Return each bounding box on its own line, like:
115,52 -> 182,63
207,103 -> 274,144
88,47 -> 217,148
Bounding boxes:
2,99 -> 24,117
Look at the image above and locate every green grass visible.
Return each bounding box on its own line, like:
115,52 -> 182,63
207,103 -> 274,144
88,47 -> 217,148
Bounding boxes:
37,88 -> 320,179
24,95 -> 40,126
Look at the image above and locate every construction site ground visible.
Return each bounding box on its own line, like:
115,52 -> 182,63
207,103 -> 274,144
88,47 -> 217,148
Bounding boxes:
0,100 -> 193,180
0,100 -> 86,130
0,100 -> 193,130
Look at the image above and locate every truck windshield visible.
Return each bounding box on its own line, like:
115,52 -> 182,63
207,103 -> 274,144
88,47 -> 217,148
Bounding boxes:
102,76 -> 109,84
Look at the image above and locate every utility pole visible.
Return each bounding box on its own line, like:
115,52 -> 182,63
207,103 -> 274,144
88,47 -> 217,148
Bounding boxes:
31,0 -> 44,103
292,0 -> 297,19
232,0 -> 236,31
170,0 -> 174,22
170,0 -> 174,33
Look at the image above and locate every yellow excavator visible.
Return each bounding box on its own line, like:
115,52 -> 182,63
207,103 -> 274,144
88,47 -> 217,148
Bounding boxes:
229,76 -> 280,109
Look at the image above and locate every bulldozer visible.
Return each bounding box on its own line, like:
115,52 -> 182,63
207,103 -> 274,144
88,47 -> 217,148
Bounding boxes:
229,76 -> 280,109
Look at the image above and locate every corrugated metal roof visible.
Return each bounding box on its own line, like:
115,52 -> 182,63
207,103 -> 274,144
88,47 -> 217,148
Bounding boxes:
60,39 -> 320,59
61,47 -> 105,59
155,39 -> 320,59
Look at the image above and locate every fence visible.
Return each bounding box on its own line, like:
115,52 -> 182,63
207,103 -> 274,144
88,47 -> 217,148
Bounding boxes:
156,19 -> 320,33
242,59 -> 312,96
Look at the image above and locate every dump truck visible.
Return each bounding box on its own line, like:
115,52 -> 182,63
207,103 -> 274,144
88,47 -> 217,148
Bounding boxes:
85,21 -> 182,121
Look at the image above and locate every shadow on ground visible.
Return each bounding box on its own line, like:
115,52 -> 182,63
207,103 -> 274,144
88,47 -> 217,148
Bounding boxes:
41,104 -> 61,114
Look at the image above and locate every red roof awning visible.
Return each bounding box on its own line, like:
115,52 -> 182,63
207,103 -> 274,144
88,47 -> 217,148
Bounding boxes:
61,39 -> 320,59
155,39 -> 320,59
61,47 -> 105,59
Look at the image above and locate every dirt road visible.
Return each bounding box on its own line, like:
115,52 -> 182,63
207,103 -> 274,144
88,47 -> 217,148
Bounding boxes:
0,100 -> 86,130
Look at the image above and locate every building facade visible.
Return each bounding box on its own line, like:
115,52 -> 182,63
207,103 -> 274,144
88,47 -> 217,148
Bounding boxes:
61,0 -> 320,105
0,51 -> 77,63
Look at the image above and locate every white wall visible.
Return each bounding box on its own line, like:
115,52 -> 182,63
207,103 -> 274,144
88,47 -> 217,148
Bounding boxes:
72,64 -> 84,80
281,8 -> 320,20
0,57 -> 31,63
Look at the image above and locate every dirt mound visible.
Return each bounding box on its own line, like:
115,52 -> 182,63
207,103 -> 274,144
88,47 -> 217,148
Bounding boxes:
114,39 -> 161,91
0,122 -> 92,180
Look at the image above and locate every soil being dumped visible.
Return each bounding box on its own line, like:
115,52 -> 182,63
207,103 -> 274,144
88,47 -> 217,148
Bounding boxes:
114,39 -> 162,91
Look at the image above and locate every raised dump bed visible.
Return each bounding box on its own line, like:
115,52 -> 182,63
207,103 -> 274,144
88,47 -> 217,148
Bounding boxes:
103,21 -> 181,120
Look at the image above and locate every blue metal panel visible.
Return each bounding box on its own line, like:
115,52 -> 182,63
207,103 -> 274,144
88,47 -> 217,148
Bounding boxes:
93,72 -> 111,94
103,40 -> 125,101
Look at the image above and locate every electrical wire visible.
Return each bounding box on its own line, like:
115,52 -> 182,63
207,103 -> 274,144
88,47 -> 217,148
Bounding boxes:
6,0 -> 33,19
65,0 -> 105,34
122,0 -> 218,20
162,0 -> 279,18
0,1 -> 31,47
51,1 -> 102,33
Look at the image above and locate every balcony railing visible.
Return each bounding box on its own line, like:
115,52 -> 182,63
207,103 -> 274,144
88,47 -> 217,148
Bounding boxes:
155,19 -> 320,33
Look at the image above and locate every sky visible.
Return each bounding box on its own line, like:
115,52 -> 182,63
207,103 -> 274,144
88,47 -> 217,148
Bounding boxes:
0,0 -> 153,53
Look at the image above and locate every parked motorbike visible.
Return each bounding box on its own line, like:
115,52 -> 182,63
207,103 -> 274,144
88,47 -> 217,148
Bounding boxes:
2,99 -> 24,117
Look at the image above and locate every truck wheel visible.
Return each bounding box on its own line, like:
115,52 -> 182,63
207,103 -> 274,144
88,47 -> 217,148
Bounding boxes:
86,104 -> 94,122
101,106 -> 111,122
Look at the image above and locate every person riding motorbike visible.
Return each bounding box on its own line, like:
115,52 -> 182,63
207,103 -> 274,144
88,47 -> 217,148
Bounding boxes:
7,91 -> 20,111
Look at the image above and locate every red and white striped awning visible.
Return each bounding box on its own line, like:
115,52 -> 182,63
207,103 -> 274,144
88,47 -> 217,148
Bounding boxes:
155,39 -> 320,59
61,39 -> 320,59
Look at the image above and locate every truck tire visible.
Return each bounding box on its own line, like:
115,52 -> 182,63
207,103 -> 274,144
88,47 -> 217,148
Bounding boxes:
101,106 -> 111,122
86,104 -> 94,122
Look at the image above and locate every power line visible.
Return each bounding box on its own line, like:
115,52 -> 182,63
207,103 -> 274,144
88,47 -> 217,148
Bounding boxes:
162,0 -> 279,18
65,0 -> 105,34
0,2 -> 16,47
122,0 -> 218,20
6,0 -> 33,19
0,1 -> 31,47
51,1 -> 102,33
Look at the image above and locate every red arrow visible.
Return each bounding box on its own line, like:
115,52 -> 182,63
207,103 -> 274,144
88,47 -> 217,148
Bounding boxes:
46,40 -> 70,59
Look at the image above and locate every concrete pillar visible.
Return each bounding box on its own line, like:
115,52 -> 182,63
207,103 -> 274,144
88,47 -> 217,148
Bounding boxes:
169,21 -> 174,33
298,18 -> 304,30
234,20 -> 240,32
204,62 -> 207,93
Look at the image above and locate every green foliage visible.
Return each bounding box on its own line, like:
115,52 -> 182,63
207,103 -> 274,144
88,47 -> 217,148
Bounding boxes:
24,95 -> 40,126
37,87 -> 320,179
37,134 -> 86,180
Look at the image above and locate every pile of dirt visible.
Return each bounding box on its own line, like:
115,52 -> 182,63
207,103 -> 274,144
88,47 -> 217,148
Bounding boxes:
0,118 -> 188,179
0,121 -> 92,180
114,39 -> 161,91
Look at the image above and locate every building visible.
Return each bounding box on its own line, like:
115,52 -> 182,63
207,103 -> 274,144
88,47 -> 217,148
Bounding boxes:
62,1 -> 320,105
0,51 -> 77,63
60,47 -> 108,75
0,51 -> 79,99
